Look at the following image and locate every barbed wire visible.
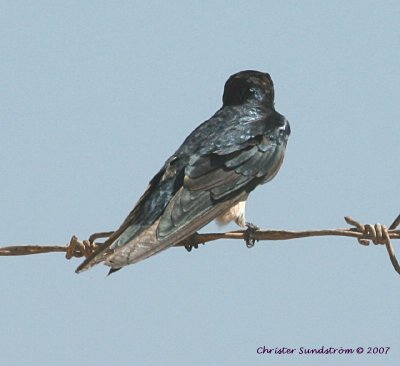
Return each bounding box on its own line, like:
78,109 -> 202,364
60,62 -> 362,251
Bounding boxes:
1,215 -> 399,275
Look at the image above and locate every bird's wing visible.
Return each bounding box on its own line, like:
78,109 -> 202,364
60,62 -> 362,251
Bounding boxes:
157,135 -> 285,240
98,135 -> 286,269
76,109 -> 287,272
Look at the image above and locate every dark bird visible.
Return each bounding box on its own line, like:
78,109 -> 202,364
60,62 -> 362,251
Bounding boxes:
76,70 -> 290,274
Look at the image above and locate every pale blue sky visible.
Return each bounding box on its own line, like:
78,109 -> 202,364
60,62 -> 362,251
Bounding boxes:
1,1 -> 399,365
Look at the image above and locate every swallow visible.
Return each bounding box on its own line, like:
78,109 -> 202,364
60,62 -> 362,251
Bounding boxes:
76,70 -> 290,274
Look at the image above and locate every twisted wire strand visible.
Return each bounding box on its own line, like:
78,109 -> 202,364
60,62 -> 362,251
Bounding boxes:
1,214 -> 399,276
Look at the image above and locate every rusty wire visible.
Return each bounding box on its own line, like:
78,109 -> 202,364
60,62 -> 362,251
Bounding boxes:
1,214 -> 399,275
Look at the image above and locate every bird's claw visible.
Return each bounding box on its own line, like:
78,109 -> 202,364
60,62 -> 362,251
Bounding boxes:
184,233 -> 202,252
185,243 -> 199,252
244,222 -> 259,248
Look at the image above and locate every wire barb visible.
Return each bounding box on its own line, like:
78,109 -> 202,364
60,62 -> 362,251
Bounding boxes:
345,215 -> 400,275
65,236 -> 100,259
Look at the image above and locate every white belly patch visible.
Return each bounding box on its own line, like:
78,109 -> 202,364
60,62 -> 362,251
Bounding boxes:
216,200 -> 247,228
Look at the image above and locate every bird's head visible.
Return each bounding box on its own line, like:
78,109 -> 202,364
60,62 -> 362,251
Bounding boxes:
222,70 -> 275,107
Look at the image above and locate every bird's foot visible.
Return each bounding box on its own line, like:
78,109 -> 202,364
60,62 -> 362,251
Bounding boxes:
185,243 -> 198,252
184,232 -> 203,252
244,222 -> 259,248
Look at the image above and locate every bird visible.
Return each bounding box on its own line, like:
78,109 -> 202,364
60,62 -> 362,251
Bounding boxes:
76,70 -> 290,274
